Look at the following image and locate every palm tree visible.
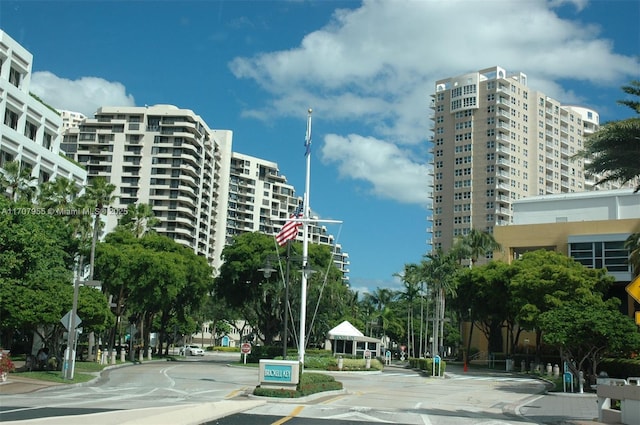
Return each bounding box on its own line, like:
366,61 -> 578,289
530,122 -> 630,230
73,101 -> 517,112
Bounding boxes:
118,203 -> 160,238
625,232 -> 640,276
575,80 -> 640,192
395,264 -> 420,358
363,288 -> 395,339
419,250 -> 459,357
452,228 -> 502,267
37,177 -> 80,211
83,177 -> 117,279
0,160 -> 37,202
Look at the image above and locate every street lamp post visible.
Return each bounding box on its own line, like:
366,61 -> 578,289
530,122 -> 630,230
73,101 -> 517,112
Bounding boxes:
64,278 -> 100,379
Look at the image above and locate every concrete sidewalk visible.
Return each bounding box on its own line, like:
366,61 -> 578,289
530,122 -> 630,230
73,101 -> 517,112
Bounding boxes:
0,374 -> 64,395
0,399 -> 266,425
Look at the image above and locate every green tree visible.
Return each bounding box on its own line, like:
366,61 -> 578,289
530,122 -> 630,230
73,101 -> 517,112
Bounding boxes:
454,260 -> 531,357
0,195 -> 112,352
510,250 -> 613,361
95,230 -> 213,357
215,232 -> 345,347
540,299 -> 640,380
576,80 -> 640,192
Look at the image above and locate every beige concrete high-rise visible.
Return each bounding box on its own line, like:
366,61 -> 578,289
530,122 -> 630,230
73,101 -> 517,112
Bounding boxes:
429,66 -> 614,254
62,104 -> 232,270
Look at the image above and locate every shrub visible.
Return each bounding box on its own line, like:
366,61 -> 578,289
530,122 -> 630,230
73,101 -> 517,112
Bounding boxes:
208,346 -> 238,352
253,372 -> 342,398
0,353 -> 15,374
408,357 -> 447,376
598,358 -> 640,379
246,345 -> 281,363
303,356 -> 337,370
326,358 -> 383,371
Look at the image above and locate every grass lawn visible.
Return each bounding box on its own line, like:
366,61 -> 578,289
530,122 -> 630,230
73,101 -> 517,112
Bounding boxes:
13,359 -> 131,385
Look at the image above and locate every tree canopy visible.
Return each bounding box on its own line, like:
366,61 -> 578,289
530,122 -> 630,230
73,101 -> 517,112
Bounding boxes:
576,80 -> 640,192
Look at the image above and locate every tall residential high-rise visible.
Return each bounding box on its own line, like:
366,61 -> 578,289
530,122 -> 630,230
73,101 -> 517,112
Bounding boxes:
227,152 -> 350,282
0,30 -> 86,190
61,104 -> 232,270
429,66 -> 614,254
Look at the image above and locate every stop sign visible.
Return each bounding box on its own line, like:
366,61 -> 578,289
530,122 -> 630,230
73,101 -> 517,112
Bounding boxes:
241,343 -> 251,354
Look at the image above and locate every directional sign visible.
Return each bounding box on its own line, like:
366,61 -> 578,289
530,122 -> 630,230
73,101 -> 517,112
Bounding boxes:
61,310 -> 82,331
625,275 -> 640,304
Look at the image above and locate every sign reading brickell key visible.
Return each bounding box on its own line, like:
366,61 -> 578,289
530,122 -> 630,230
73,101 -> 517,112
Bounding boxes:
625,275 -> 640,325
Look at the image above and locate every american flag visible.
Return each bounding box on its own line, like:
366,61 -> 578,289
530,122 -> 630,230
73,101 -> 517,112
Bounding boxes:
276,204 -> 303,246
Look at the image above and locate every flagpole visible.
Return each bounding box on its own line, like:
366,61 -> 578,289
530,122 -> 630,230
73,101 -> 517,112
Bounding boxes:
299,108 -> 312,365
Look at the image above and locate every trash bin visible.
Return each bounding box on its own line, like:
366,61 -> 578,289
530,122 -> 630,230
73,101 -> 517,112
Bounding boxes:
505,359 -> 513,372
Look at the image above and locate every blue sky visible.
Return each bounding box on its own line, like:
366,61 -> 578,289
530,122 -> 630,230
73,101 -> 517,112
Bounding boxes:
2,0 -> 638,295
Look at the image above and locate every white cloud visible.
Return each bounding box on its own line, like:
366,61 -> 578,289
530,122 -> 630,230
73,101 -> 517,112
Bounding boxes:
230,0 -> 638,204
321,133 -> 431,206
30,71 -> 135,116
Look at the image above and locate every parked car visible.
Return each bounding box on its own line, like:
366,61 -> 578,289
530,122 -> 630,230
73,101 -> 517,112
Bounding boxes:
180,345 -> 205,356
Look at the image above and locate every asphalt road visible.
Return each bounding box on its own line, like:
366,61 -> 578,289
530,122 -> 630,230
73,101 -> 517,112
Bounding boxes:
0,353 -> 597,424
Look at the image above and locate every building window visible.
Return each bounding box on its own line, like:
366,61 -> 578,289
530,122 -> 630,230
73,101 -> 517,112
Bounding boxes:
43,132 -> 53,149
24,121 -> 38,141
9,67 -> 22,87
4,109 -> 18,130
569,240 -> 630,273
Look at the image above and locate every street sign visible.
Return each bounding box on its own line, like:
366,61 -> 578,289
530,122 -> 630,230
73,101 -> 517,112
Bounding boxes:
626,275 -> 640,304
61,310 -> 82,331
241,343 -> 251,354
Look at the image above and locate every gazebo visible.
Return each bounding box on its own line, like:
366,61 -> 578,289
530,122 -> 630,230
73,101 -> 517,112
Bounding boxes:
325,320 -> 381,358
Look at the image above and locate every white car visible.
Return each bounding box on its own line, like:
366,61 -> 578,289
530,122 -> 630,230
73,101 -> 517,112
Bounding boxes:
181,345 -> 205,356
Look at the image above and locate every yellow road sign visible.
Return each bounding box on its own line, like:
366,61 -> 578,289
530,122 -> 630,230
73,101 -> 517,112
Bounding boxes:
626,275 -> 640,304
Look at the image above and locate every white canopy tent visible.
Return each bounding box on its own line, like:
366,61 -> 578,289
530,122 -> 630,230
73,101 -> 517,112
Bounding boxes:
325,320 -> 381,358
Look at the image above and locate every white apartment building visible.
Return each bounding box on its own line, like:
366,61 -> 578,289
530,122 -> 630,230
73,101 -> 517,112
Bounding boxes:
227,152 -> 350,281
0,30 -> 86,190
62,104 -> 232,270
59,110 -> 86,131
429,65 -> 610,253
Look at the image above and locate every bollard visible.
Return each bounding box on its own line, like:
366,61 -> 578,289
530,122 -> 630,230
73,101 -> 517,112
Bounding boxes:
553,364 -> 559,377
546,363 -> 552,376
138,349 -> 143,363
338,356 -> 344,371
147,349 -> 152,361
579,371 -> 584,394
97,349 -> 101,363
366,357 -> 371,370
120,349 -> 125,362
111,350 -> 116,365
